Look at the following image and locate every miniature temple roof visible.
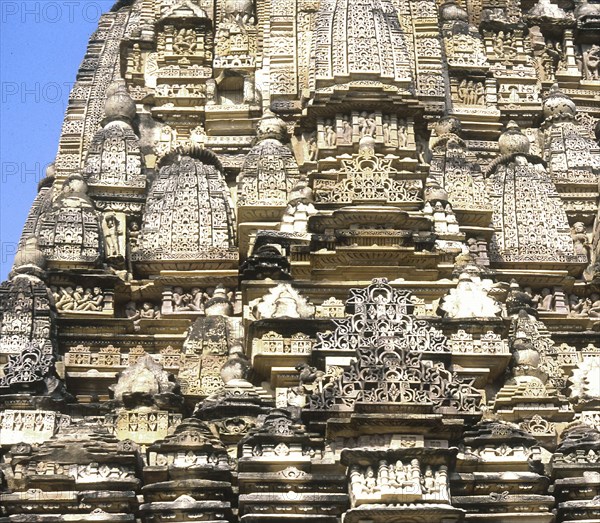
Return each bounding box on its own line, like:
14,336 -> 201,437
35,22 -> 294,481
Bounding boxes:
133,147 -> 237,268
3,0 -> 600,520
486,122 -> 582,267
312,0 -> 414,89
84,82 -> 144,190
543,84 -> 577,119
237,139 -> 301,206
37,174 -> 103,266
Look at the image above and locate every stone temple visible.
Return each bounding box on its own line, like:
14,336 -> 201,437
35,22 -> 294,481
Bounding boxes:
2,0 -> 600,521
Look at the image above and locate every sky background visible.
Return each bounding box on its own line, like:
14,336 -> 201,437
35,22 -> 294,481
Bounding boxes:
0,0 -> 113,281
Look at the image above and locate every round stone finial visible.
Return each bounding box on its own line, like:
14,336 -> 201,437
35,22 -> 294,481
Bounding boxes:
439,0 -> 469,22
63,173 -> 88,195
575,0 -> 600,19
256,109 -> 288,143
105,80 -> 136,122
358,135 -> 376,155
434,116 -> 463,137
220,348 -> 250,384
205,284 -> 234,316
498,121 -> 530,155
12,237 -> 46,274
38,162 -> 56,191
543,84 -> 576,119
424,178 -> 449,203
45,162 -> 56,179
288,177 -> 314,202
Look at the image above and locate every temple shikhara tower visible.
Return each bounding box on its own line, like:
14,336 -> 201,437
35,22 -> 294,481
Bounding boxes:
3,0 -> 600,520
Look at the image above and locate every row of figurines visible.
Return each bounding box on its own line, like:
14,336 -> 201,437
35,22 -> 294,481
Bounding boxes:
48,282 -> 600,321
349,459 -> 450,503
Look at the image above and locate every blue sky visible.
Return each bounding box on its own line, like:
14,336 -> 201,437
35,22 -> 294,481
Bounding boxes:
0,0 -> 113,281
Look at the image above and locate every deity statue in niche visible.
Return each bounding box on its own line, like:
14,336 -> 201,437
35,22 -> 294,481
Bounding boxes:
102,213 -> 126,263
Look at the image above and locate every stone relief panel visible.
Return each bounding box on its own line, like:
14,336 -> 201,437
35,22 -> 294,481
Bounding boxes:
4,0 -> 600,519
308,279 -> 482,413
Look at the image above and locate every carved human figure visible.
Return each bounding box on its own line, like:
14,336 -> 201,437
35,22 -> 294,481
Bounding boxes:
125,301 -> 140,321
140,302 -> 159,319
394,460 -> 407,484
504,32 -> 516,59
173,287 -> 193,311
243,74 -> 257,104
189,287 -> 205,312
324,120 -> 337,146
494,31 -> 505,58
307,133 -> 318,161
398,120 -> 408,147
173,28 -> 197,54
358,111 -> 376,138
103,213 -> 123,260
365,466 -> 378,493
457,79 -> 468,103
537,288 -> 554,311
382,116 -> 391,144
341,116 -> 353,143
206,79 -> 216,104
416,138 -> 429,164
78,287 -> 104,312
567,294 -> 588,317
466,81 -> 475,104
475,82 -> 485,104
571,222 -> 590,257
422,466 -> 435,492
54,286 -> 75,311
365,113 -> 377,137
358,112 -> 366,136
72,286 -> 85,308
589,294 -> 600,318
583,45 -> 600,80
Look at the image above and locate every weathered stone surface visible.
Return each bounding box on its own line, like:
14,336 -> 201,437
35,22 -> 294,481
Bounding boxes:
2,0 -> 600,520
